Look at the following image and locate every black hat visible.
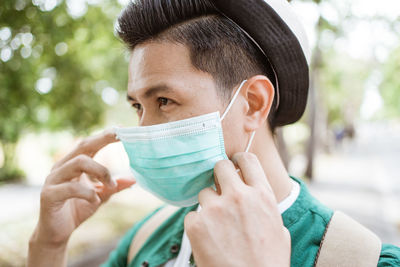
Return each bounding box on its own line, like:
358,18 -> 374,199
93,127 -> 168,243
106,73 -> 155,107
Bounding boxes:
213,0 -> 310,126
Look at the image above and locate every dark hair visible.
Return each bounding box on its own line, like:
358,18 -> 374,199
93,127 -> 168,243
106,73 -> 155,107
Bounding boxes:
117,0 -> 277,131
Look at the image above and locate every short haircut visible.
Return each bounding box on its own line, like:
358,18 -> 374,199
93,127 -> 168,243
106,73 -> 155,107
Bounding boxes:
117,0 -> 278,131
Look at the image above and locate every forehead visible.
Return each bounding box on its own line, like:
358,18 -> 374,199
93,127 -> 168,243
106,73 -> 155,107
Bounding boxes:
128,41 -> 214,94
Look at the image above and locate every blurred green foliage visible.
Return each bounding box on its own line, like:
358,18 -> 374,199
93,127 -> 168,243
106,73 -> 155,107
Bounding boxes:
299,0 -> 399,128
320,50 -> 371,126
381,47 -> 400,118
0,0 -> 128,181
0,0 -> 399,183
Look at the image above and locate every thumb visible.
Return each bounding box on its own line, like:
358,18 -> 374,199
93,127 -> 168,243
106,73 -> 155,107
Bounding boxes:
283,226 -> 291,250
115,177 -> 136,191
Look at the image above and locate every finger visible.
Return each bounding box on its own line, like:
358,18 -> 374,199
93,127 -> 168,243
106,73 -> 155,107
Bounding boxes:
214,174 -> 222,195
49,155 -> 116,188
97,177 -> 136,202
197,187 -> 218,207
231,152 -> 271,190
283,226 -> 292,251
213,159 -> 243,194
184,211 -> 199,237
43,182 -> 101,204
115,177 -> 136,189
284,226 -> 291,241
52,129 -> 118,170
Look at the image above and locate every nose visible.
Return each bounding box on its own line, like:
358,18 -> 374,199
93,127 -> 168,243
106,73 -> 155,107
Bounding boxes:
138,110 -> 151,126
139,111 -> 165,127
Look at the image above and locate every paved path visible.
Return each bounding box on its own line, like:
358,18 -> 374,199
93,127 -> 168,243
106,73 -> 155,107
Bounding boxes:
309,121 -> 400,246
0,184 -> 41,224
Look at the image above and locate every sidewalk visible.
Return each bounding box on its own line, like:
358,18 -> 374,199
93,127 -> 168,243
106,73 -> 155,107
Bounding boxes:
308,121 -> 400,246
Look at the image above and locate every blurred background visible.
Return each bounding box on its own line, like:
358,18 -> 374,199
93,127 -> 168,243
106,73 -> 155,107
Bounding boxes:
0,0 -> 399,266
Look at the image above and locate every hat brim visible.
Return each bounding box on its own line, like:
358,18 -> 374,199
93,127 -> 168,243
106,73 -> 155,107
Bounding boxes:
213,0 -> 309,126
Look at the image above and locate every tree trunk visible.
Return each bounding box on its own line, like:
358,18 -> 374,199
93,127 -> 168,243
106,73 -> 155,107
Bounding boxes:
0,142 -> 24,182
305,80 -> 317,179
305,17 -> 324,180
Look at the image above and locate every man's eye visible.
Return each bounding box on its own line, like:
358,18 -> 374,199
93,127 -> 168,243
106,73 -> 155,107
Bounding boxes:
158,97 -> 170,107
131,103 -> 141,111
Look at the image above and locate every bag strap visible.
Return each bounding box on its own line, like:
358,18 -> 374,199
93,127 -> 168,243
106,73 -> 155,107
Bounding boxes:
315,211 -> 382,267
127,205 -> 180,265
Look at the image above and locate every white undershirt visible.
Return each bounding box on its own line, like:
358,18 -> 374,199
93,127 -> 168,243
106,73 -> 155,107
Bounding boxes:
164,180 -> 300,267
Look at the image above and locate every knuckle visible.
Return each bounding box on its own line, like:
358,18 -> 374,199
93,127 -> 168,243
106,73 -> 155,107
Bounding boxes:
214,159 -> 231,171
242,152 -> 258,163
214,160 -> 224,170
232,186 -> 254,205
245,152 -> 258,160
73,154 -> 90,166
188,220 -> 201,234
184,213 -> 197,232
77,138 -> 89,150
102,129 -> 116,140
78,138 -> 96,156
234,152 -> 257,163
51,162 -> 61,171
198,188 -> 207,200
233,152 -> 246,160
67,182 -> 79,195
199,187 -> 213,196
40,188 -> 50,204
229,184 -> 241,196
258,187 -> 274,204
230,190 -> 245,204
87,188 -> 97,200
207,201 -> 223,214
44,173 -> 54,184
99,166 -> 110,180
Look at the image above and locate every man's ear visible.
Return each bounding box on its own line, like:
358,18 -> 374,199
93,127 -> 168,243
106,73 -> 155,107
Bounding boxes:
243,75 -> 275,131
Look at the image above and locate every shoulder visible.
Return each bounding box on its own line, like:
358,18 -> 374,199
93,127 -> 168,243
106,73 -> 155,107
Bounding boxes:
283,177 -> 334,266
284,177 -> 333,229
100,206 -> 165,267
378,243 -> 400,267
101,204 -> 197,267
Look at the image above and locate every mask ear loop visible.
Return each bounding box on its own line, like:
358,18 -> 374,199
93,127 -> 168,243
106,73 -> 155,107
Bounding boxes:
235,130 -> 256,174
219,80 -> 257,172
234,131 -> 256,175
220,80 -> 248,121
245,131 -> 256,153
219,79 -> 255,153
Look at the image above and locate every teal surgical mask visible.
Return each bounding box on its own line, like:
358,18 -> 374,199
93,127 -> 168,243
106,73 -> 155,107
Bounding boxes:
115,80 -> 255,207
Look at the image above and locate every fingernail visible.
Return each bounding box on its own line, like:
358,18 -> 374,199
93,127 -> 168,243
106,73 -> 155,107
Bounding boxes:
111,126 -> 120,140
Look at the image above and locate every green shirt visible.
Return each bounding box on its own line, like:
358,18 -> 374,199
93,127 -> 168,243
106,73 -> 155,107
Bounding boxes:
102,177 -> 400,267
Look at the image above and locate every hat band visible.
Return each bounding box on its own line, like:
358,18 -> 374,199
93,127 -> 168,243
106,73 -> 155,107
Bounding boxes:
219,13 -> 280,112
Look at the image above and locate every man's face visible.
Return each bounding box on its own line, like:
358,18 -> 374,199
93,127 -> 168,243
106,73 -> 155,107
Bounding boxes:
127,41 -> 248,157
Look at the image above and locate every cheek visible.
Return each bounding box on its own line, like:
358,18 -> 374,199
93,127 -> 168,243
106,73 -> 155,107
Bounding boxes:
221,116 -> 247,158
220,97 -> 249,157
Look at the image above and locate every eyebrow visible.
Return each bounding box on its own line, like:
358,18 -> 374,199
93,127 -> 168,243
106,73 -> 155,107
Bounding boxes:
126,84 -> 174,102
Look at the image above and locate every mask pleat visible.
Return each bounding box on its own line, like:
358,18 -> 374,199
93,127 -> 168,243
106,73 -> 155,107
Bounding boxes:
131,155 -> 226,179
131,168 -> 215,204
114,80 -> 247,207
131,146 -> 222,168
122,128 -> 222,159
